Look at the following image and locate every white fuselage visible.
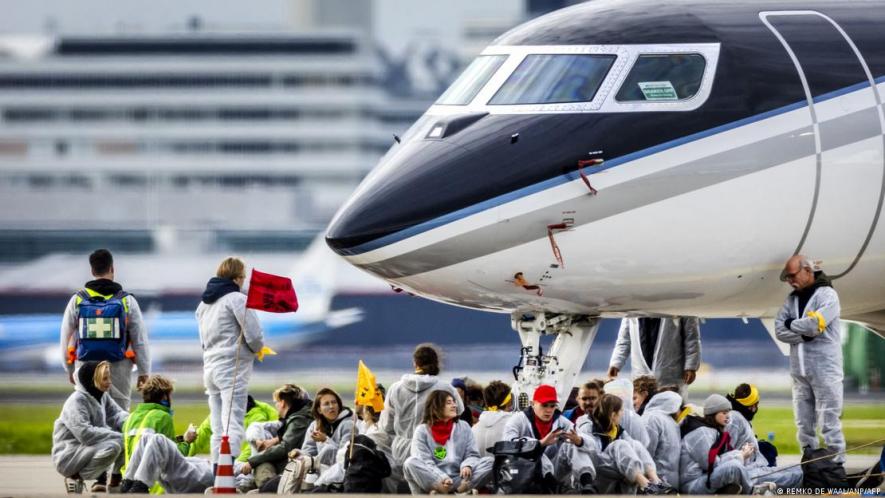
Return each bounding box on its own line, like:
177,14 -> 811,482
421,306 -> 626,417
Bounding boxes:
340,77 -> 885,321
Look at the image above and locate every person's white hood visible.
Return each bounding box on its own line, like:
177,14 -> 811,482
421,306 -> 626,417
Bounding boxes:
399,373 -> 445,394
476,410 -> 511,428
605,378 -> 634,411
644,391 -> 682,415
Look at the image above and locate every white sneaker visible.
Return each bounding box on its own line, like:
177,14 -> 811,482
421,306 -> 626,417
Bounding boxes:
65,477 -> 85,494
752,482 -> 777,495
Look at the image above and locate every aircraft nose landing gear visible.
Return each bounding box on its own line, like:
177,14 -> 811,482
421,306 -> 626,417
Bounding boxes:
510,312 -> 601,409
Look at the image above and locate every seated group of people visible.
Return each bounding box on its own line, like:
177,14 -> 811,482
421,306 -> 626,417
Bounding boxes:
52,346 -> 803,495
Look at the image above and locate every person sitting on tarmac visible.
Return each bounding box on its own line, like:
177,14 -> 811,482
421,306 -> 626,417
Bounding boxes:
472,380 -> 514,458
640,390 -> 683,491
726,384 -> 803,490
301,388 -> 353,465
241,384 -> 313,489
578,393 -> 669,494
121,429 -> 246,494
187,394 -> 278,462
604,378 -> 650,447
380,343 -> 464,484
52,360 -> 129,494
403,390 -> 493,494
633,375 -> 659,416
680,394 -> 753,494
563,379 -> 605,423
502,384 -> 597,494
119,375 -> 194,492
285,387 -> 354,489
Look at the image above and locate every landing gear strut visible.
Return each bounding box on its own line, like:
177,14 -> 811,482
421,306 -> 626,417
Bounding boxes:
510,312 -> 600,409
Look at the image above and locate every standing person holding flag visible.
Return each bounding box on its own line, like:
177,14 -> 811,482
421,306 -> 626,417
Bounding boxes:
197,258 -> 297,467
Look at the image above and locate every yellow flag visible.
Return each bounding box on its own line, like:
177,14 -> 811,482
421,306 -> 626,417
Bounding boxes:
355,360 -> 384,412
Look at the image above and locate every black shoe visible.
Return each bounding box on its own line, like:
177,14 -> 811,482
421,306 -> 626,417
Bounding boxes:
579,473 -> 597,495
119,479 -> 134,494
126,481 -> 150,494
91,471 -> 109,493
640,482 -> 674,495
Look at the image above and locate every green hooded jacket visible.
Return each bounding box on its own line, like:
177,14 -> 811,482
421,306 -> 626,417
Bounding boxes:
121,403 -> 191,475
187,400 -> 278,462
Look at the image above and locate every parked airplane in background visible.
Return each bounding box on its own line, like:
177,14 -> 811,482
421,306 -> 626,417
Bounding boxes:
326,0 -> 885,405
0,236 -> 363,370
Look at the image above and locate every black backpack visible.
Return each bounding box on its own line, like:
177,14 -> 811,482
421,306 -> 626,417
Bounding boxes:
491,438 -> 553,494
343,435 -> 391,493
801,447 -> 848,490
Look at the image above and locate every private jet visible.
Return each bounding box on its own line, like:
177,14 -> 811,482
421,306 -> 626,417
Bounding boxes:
326,0 -> 885,404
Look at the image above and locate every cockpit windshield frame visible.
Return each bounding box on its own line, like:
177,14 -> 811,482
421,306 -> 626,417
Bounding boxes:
425,43 -> 720,116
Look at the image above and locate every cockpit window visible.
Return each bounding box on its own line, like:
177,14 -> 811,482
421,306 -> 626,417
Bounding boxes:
435,55 -> 507,106
489,54 -> 616,105
615,54 -> 706,101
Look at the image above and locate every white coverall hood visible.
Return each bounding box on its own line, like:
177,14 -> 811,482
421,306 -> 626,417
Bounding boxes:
604,379 -> 634,410
644,391 -> 682,415
603,379 -> 649,446
399,373 -> 447,394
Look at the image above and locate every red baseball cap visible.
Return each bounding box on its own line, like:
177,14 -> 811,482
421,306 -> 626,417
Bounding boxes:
533,384 -> 558,404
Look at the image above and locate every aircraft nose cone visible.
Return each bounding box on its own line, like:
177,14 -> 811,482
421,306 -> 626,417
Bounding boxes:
325,139 -> 472,256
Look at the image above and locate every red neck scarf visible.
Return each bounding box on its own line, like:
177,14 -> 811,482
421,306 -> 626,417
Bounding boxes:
706,430 -> 733,487
430,418 -> 455,445
533,415 -> 556,440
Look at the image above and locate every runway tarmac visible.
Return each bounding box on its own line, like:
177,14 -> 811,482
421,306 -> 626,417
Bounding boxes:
2,455 -> 879,495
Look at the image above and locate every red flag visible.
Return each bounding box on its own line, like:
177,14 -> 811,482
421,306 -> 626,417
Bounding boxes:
246,269 -> 299,313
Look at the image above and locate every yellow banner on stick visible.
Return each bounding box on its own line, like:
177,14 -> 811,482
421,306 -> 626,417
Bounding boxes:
355,360 -> 384,412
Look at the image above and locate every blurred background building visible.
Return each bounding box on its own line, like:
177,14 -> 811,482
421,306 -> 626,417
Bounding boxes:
0,0 -> 571,262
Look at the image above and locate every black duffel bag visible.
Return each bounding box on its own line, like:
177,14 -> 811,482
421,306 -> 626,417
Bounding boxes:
802,447 -> 848,490
491,438 -> 553,494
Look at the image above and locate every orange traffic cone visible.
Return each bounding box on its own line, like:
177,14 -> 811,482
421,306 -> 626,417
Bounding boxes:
213,435 -> 236,494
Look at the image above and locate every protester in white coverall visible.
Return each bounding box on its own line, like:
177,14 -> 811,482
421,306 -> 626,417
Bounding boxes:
472,380 -> 514,458
609,317 -> 701,396
774,255 -> 846,463
197,256 -> 264,464
603,379 -> 649,447
404,390 -> 493,494
577,393 -> 667,494
292,387 -> 355,488
725,384 -> 803,489
502,384 -> 596,493
60,249 -> 150,411
122,431 -> 244,493
380,343 -> 464,482
301,388 -> 354,465
680,394 -> 753,494
640,390 -> 683,490
52,361 -> 128,494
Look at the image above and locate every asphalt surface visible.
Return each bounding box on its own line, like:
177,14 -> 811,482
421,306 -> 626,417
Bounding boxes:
1,455 -> 880,496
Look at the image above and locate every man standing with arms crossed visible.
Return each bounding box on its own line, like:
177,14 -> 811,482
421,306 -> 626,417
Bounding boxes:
60,249 -> 150,410
774,255 -> 845,463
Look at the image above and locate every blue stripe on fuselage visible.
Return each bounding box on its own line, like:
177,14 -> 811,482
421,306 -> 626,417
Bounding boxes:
341,76 -> 885,256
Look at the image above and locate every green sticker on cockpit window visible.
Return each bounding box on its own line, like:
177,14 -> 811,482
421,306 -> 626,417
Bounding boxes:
637,81 -> 678,101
